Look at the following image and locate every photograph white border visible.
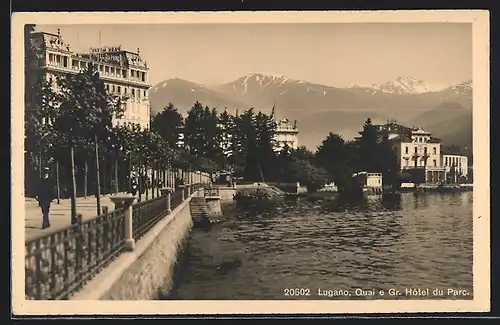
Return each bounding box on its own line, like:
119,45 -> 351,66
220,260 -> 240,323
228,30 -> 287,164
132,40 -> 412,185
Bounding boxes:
11,10 -> 490,315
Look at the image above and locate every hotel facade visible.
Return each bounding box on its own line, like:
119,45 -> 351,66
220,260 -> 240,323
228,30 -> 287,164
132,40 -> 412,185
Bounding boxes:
376,121 -> 469,184
28,29 -> 152,130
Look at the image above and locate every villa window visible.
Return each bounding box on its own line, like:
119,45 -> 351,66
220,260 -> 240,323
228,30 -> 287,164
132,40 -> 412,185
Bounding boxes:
112,85 -> 115,92
433,147 -> 437,155
414,147 -> 418,153
132,89 -> 135,97
143,90 -> 146,97
424,147 -> 428,155
433,159 -> 437,166
405,146 -> 408,154
117,86 -> 121,93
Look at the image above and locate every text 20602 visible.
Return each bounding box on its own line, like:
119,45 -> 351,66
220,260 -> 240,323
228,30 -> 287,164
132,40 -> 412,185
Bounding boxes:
284,288 -> 311,296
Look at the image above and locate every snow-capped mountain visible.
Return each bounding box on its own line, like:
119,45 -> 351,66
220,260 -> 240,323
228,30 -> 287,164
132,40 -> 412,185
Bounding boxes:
228,72 -> 303,96
150,73 -> 472,151
449,80 -> 473,96
148,78 -> 247,115
350,76 -> 451,95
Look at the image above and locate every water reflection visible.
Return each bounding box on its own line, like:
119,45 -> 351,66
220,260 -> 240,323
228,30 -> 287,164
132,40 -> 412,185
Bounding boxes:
168,192 -> 473,300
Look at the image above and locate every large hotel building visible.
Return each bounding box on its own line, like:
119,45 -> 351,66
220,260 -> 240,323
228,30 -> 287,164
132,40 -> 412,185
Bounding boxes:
28,29 -> 152,129
375,121 -> 469,183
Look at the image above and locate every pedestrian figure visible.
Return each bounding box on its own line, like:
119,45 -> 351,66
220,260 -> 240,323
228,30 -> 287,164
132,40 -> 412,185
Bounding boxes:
36,167 -> 54,229
130,169 -> 138,196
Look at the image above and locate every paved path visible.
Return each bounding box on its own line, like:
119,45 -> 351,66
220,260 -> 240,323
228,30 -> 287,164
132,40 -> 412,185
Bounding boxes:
25,191 -> 160,241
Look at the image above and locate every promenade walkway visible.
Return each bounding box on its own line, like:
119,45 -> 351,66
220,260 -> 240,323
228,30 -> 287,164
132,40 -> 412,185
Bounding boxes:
25,192 -> 155,241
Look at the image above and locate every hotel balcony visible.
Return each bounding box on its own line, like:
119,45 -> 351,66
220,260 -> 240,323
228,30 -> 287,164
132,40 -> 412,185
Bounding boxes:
41,61 -> 151,88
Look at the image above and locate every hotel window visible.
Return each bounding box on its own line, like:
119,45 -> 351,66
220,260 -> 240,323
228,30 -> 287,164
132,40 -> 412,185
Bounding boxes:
63,56 -> 68,68
122,69 -> 127,78
105,66 -> 110,74
117,86 -> 121,93
414,147 -> 418,153
49,53 -> 54,63
124,88 -> 127,94
72,60 -> 78,69
143,90 -> 146,97
433,147 -> 436,155
405,146 -> 408,154
433,159 -> 437,166
112,85 -> 115,92
137,90 -> 141,98
424,147 -> 428,155
99,65 -> 104,72
106,84 -> 109,91
56,55 -> 61,66
141,72 -> 146,82
132,89 -> 135,97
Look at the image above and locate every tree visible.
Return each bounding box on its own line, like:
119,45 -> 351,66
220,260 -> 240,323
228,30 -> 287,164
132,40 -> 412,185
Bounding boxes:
150,103 -> 184,149
315,132 -> 347,177
217,108 -> 234,168
376,135 -> 400,189
291,146 -> 315,162
254,111 -> 277,181
288,157 -> 330,192
357,118 -> 379,172
54,63 -> 124,219
184,101 -> 207,156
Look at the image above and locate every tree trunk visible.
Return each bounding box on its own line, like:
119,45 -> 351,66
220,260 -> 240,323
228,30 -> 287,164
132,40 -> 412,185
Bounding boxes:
146,167 -> 149,200
56,160 -> 60,204
114,158 -> 119,194
138,158 -> 142,202
84,160 -> 88,199
70,144 -> 77,224
128,154 -> 132,193
38,148 -> 42,207
94,134 -> 101,216
151,165 -> 155,199
102,158 -> 107,195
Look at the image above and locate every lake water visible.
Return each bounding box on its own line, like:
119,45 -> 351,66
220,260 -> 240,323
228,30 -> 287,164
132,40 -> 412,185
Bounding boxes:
167,192 -> 473,300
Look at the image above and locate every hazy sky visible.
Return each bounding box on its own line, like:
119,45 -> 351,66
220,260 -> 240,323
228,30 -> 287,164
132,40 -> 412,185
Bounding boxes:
37,23 -> 472,87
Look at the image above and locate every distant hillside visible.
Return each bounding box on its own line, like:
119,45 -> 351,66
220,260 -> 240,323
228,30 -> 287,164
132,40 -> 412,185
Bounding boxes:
407,102 -> 471,129
148,78 -> 247,116
148,73 -> 472,151
409,103 -> 473,159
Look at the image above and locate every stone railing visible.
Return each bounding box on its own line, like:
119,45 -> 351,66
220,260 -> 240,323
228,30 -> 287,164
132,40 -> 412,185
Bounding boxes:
24,184 -> 204,300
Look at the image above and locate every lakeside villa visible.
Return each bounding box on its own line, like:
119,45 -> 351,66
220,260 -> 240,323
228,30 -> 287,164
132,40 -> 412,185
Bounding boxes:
376,120 -> 469,184
273,118 -> 299,152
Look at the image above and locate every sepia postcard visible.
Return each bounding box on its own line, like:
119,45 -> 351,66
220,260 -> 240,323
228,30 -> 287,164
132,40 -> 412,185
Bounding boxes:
11,10 -> 490,316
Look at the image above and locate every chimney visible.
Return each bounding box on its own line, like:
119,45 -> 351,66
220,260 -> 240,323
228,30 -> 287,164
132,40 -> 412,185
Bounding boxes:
137,47 -> 140,55
57,28 -> 60,37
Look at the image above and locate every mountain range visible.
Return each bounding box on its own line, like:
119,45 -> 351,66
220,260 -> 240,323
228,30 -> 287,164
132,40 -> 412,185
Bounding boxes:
148,73 -> 472,155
